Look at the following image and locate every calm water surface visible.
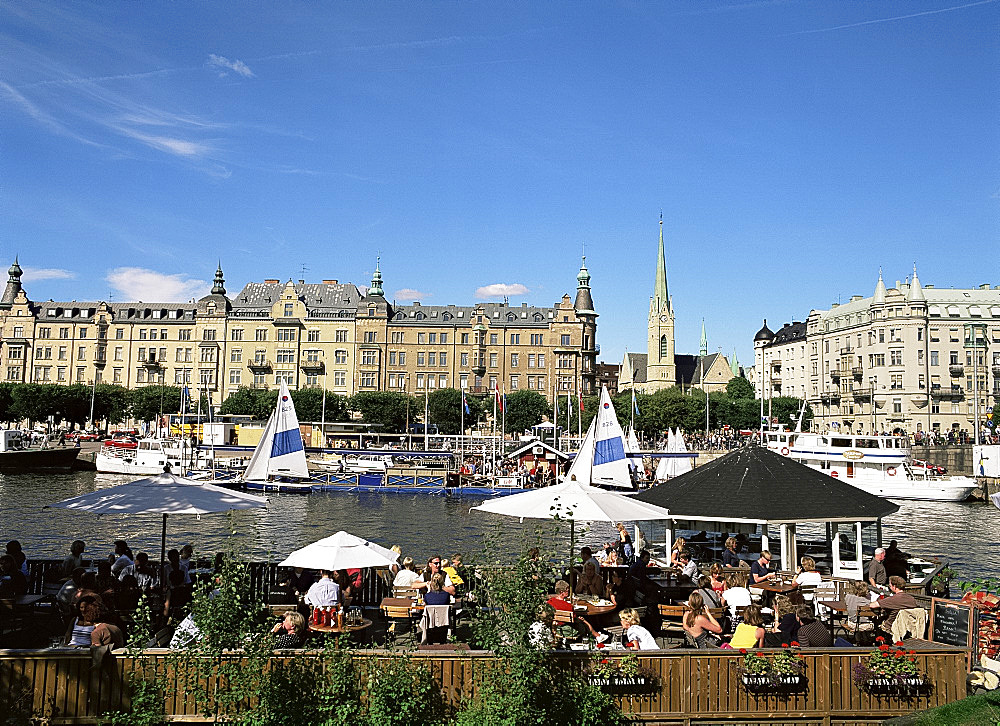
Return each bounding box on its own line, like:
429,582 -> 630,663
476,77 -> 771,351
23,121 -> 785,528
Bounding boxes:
0,471 -> 992,578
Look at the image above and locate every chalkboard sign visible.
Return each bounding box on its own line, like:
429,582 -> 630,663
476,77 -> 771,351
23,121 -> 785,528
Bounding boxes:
930,598 -> 974,650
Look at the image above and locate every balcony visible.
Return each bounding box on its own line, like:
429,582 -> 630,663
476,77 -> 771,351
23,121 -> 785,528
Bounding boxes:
931,384 -> 964,400
840,346 -> 854,355
247,359 -> 272,372
851,367 -> 863,379
769,372 -> 781,383
820,391 -> 841,403
300,361 -> 325,376
949,365 -> 964,377
830,368 -> 842,380
851,388 -> 872,400
992,365 -> 1000,378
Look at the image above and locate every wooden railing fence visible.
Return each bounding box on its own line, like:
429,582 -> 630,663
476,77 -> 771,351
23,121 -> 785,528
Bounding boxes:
0,646 -> 968,725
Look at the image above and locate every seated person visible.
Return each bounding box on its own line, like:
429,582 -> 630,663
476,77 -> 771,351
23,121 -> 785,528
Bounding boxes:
843,580 -> 876,634
579,547 -> 601,574
420,558 -> 456,597
528,603 -> 555,650
619,607 -> 658,650
709,563 -> 726,594
750,551 -> 776,589
424,573 -> 451,605
694,575 -> 722,609
670,537 -> 687,567
606,570 -> 627,608
729,603 -> 766,649
303,570 -> 341,608
721,537 -> 742,568
794,556 -> 823,589
764,594 -> 799,647
117,575 -> 142,612
547,579 -> 608,643
60,540 -> 86,581
677,550 -> 699,582
795,605 -> 832,647
869,575 -> 919,634
333,570 -> 355,608
57,568 -> 86,612
163,570 -> 191,622
109,540 -> 133,578
270,611 -> 308,649
392,557 -> 423,589
0,554 -> 28,599
576,561 -> 604,598
627,550 -> 660,604
290,567 -> 315,596
683,591 -> 723,648
122,553 -> 157,591
64,594 -> 101,647
721,572 -> 752,623
94,560 -> 120,597
443,553 -> 467,591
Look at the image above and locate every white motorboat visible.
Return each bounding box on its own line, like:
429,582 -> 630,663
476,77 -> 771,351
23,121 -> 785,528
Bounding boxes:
311,453 -> 393,473
95,438 -> 197,475
766,430 -> 977,502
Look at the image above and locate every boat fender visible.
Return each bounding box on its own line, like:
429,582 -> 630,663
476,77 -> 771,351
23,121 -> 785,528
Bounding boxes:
887,467 -> 897,476
830,471 -> 838,478
780,447 -> 789,456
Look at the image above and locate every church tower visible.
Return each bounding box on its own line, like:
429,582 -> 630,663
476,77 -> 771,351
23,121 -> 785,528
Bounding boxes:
645,215 -> 676,390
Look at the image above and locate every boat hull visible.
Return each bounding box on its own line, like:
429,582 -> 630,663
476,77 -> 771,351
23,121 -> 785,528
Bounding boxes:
95,453 -> 168,476
0,447 -> 80,472
842,478 -> 978,502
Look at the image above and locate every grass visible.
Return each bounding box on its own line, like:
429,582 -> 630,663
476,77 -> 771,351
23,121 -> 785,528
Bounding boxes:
884,689 -> 1000,725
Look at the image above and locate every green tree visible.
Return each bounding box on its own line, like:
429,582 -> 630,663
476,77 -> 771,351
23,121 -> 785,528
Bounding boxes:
290,388 -> 347,423
59,384 -> 95,426
128,385 -> 183,423
349,391 -> 413,433
220,387 -> 278,420
0,383 -> 14,423
426,388 -> 486,434
9,384 -> 61,425
502,389 -> 550,435
93,384 -> 129,425
726,376 -> 755,399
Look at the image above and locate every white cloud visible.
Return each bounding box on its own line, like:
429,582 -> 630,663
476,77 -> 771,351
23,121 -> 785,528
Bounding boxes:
394,288 -> 430,301
117,128 -> 212,157
20,267 -> 76,282
475,283 -> 530,299
106,268 -> 210,302
207,54 -> 255,78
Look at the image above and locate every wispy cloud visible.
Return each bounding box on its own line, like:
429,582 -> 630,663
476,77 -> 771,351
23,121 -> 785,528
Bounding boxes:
394,288 -> 430,301
116,128 -> 214,157
476,283 -> 530,299
782,0 -> 997,36
207,54 -> 255,78
106,268 -> 210,302
20,267 -> 76,282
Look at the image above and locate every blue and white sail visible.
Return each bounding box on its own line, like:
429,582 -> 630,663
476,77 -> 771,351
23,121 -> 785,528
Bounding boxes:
244,380 -> 309,482
566,385 -> 632,489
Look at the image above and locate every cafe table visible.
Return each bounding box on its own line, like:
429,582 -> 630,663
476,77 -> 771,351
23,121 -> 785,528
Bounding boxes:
571,596 -> 617,617
815,599 -> 879,639
309,618 -> 373,642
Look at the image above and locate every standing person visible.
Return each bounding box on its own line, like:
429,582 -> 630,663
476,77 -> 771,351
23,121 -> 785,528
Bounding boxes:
615,523 -> 634,563
868,548 -> 888,589
883,540 -> 910,579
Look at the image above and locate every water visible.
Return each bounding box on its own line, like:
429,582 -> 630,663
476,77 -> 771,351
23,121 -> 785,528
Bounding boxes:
0,471 -> 994,579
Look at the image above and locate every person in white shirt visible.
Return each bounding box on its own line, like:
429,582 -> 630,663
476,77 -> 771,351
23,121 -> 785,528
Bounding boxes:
721,572 -> 753,620
178,544 -> 194,585
678,551 -> 699,581
392,557 -> 423,588
110,540 -> 133,578
794,556 -> 823,587
579,546 -> 601,573
304,570 -> 341,608
528,604 -> 555,650
619,608 -> 658,650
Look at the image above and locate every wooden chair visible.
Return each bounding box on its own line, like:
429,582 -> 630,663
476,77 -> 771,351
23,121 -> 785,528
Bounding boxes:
553,608 -> 575,625
382,604 -> 420,643
657,604 -> 687,640
419,604 -> 451,645
393,586 -> 422,598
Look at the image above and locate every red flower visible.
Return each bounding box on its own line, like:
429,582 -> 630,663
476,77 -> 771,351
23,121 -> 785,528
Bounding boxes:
601,659 -> 609,664
739,648 -> 748,654
894,641 -> 905,647
790,641 -> 800,647
895,651 -> 904,658
596,643 -> 605,649
879,644 -> 889,651
875,636 -> 885,643
908,650 -> 916,655
781,643 -> 788,648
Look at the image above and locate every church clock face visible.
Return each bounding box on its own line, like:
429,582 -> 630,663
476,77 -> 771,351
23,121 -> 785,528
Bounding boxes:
659,315 -> 669,322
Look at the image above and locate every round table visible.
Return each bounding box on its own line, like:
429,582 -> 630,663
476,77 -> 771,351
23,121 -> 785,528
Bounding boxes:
309,618 -> 373,638
572,598 -> 617,617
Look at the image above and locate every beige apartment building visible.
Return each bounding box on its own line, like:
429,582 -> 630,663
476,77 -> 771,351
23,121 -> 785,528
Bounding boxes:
0,258 -> 599,405
754,269 -> 1000,434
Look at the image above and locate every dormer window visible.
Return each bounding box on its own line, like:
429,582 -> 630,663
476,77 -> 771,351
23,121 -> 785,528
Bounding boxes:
284,303 -> 294,317
368,307 -> 376,317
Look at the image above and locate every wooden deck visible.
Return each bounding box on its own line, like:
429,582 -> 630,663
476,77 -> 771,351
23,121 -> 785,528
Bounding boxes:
0,645 -> 968,724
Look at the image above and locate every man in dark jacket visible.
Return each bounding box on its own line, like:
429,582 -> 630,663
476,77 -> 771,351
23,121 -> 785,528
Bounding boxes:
795,606 -> 832,647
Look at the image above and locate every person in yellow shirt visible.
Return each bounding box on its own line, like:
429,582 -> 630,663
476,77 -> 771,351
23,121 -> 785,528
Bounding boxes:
729,603 -> 766,649
442,553 -> 465,588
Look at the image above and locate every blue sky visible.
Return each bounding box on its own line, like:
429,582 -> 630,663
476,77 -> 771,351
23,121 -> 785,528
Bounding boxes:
2,1 -> 997,369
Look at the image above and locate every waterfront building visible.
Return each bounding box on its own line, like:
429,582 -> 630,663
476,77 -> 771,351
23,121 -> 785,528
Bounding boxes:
754,268 -> 1000,434
0,258 -> 598,405
620,219 -> 736,394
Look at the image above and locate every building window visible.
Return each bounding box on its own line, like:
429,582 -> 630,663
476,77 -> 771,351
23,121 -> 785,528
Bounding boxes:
179,329 -> 192,341
890,350 -> 903,366
200,347 -> 217,363
429,333 -> 437,343
489,353 -> 498,368
510,334 -> 520,344
361,350 -> 378,365
136,368 -> 146,383
230,369 -> 241,385
538,353 -> 545,367
277,329 -> 295,342
416,374 -> 425,389
460,352 -> 468,367
231,348 -> 242,363
390,331 -> 404,343
510,375 -> 519,390
307,329 -> 320,342
364,331 -> 376,343
284,303 -> 294,317
511,353 -> 519,367
37,327 -> 51,339
531,334 -> 543,345
255,329 -> 268,341
149,329 -> 158,341
253,372 -> 267,387
336,329 -> 349,342
930,350 -> 939,366
276,349 -> 295,364
78,346 -> 86,361
439,351 -> 447,367
659,335 -> 667,358
428,352 -> 436,366
461,333 -> 469,344
113,347 -> 122,362
440,333 -> 448,344
333,371 -> 346,386
561,334 -> 571,346
202,329 -> 216,341
231,328 -> 244,341
335,350 -> 348,364
360,372 -> 377,387
417,352 -> 425,367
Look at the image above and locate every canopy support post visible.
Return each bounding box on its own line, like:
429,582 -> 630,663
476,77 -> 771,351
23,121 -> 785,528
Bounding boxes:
160,513 -> 168,594
760,524 -> 769,557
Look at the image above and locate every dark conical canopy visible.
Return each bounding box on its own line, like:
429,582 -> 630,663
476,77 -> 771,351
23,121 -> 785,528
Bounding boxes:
633,446 -> 899,524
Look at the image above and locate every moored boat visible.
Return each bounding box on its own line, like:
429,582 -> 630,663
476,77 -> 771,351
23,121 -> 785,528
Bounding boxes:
0,430 -> 80,472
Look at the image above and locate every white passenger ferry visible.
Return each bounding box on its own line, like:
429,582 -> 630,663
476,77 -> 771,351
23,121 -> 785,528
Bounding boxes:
96,438 -> 205,475
765,430 -> 977,501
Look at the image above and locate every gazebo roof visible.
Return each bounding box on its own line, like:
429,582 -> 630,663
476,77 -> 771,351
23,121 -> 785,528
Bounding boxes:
633,446 -> 899,525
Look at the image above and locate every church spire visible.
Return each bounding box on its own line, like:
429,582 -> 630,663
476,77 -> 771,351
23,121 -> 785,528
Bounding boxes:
211,261 -> 226,295
700,318 -> 708,356
573,255 -> 596,315
369,256 -> 384,297
653,214 -> 669,314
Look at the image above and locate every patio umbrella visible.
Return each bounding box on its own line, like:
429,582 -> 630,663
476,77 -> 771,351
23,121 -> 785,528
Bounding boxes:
47,471 -> 268,586
278,530 -> 400,571
472,477 -> 671,579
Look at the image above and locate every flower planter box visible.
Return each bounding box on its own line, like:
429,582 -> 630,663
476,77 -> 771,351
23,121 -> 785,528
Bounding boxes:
862,675 -> 928,694
740,673 -> 807,694
586,675 -> 655,693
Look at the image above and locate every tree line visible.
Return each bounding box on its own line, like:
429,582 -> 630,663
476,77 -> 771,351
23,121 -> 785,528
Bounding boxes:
0,379 -> 808,436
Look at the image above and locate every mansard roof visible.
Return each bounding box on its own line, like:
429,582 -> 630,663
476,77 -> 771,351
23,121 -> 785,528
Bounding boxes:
230,281 -> 363,318
388,301 -> 570,327
34,301 -> 196,321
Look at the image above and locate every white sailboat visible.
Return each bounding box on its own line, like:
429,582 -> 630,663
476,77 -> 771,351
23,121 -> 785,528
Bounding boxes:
243,380 -> 311,492
673,428 -> 693,476
565,385 -> 633,489
624,425 -> 641,472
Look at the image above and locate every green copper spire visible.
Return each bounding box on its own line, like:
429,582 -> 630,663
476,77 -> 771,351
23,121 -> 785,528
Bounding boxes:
699,318 -> 708,357
653,214 -> 669,314
730,348 -> 740,376
574,255 -> 596,315
211,261 -> 226,295
370,256 -> 384,297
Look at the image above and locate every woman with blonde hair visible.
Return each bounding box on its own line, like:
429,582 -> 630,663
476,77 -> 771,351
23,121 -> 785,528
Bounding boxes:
683,591 -> 723,648
722,536 -> 741,568
844,580 -> 876,636
619,608 -> 657,650
728,603 -> 766,649
270,610 -> 307,648
670,537 -> 687,567
709,563 -> 726,594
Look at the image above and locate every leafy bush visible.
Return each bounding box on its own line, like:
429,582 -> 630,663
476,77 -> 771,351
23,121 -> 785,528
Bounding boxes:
365,656 -> 449,726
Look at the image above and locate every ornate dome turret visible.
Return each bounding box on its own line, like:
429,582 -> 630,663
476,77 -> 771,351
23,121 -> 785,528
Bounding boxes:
753,319 -> 774,342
